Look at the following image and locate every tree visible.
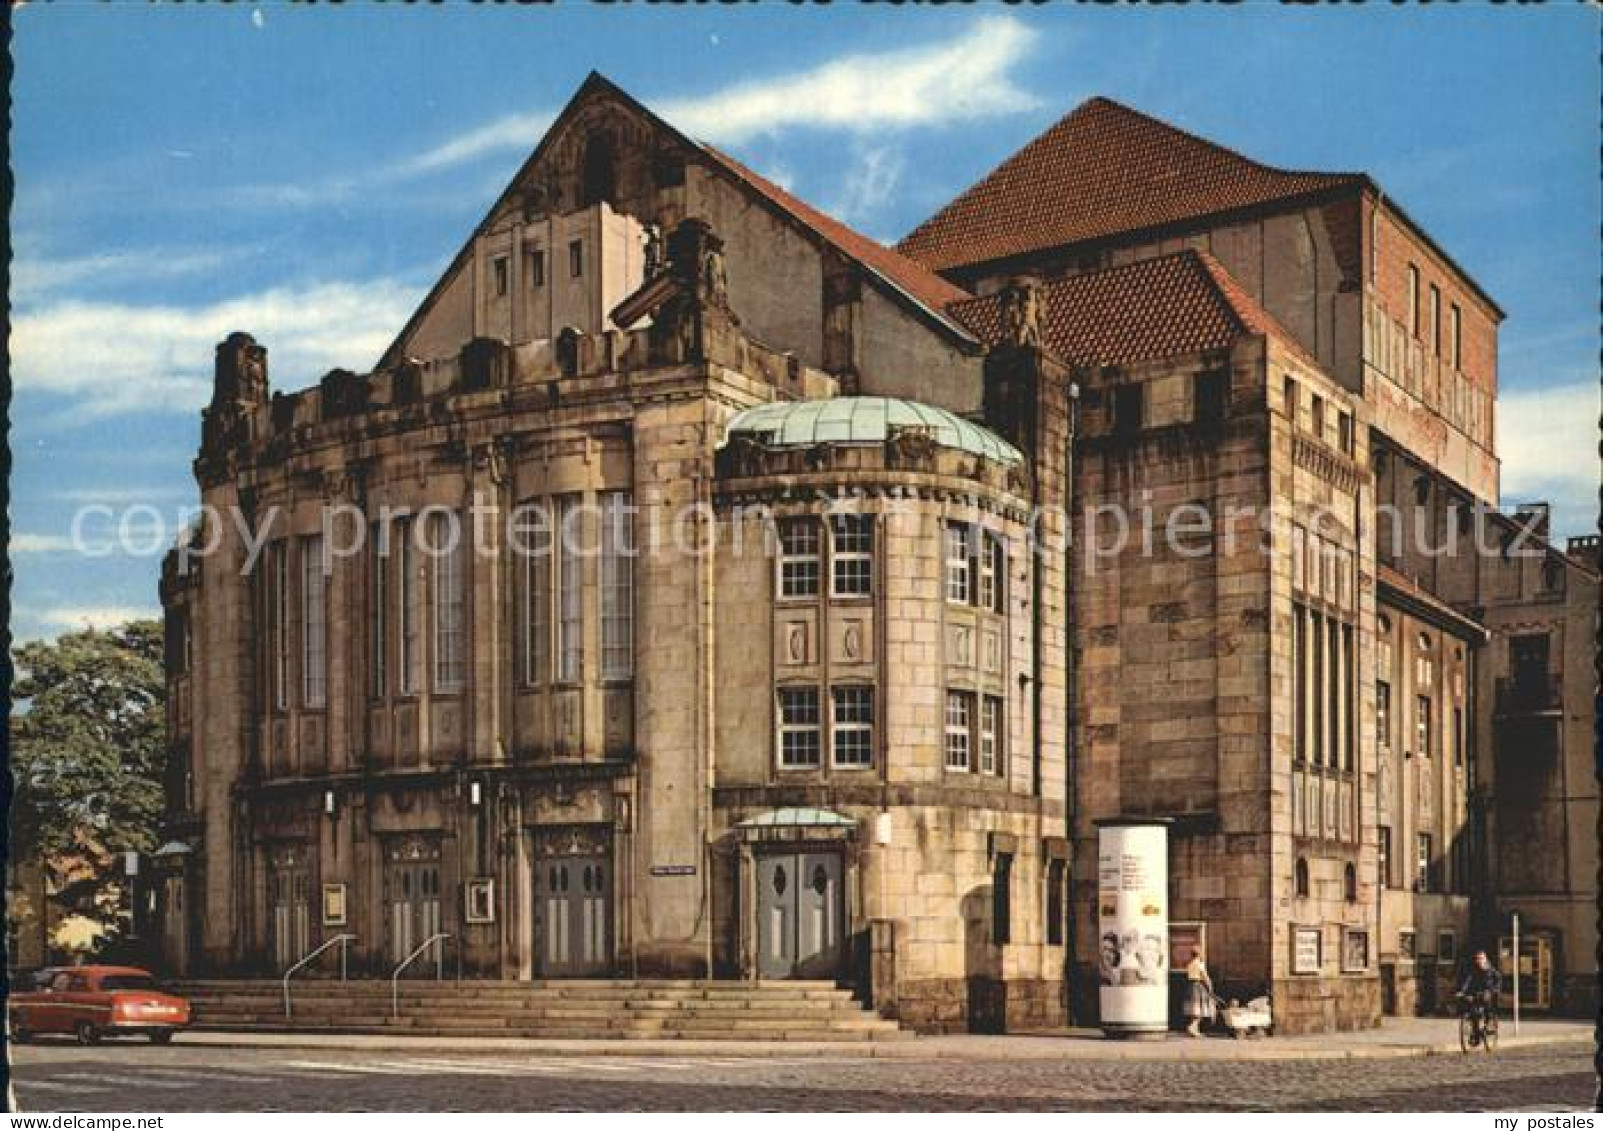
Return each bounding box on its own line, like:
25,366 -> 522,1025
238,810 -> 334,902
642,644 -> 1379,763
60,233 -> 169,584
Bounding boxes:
9,620 -> 167,955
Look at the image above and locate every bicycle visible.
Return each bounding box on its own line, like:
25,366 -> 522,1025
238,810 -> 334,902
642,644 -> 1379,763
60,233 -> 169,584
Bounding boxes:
1456,992 -> 1499,1053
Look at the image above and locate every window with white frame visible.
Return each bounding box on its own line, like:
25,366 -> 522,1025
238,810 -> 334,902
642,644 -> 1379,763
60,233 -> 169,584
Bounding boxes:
369,523 -> 387,699
778,518 -> 821,599
945,522 -> 972,604
431,511 -> 466,693
778,686 -> 822,768
830,514 -> 873,597
980,532 -> 1004,613
267,540 -> 289,711
832,686 -> 873,769
301,534 -> 327,708
600,491 -> 634,680
945,690 -> 974,771
979,695 -> 1002,775
556,496 -> 584,683
519,501 -> 551,687
1416,832 -> 1433,892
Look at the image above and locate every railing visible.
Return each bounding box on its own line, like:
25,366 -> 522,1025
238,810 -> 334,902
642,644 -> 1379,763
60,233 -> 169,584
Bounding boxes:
1494,674 -> 1561,716
282,933 -> 355,1019
390,933 -> 460,1019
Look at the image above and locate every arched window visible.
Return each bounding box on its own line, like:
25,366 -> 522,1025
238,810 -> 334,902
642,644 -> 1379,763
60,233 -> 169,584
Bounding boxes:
1343,862 -> 1358,903
581,133 -> 616,207
1295,857 -> 1310,899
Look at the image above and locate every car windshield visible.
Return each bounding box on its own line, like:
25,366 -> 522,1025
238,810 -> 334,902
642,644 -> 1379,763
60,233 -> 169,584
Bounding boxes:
99,975 -> 159,991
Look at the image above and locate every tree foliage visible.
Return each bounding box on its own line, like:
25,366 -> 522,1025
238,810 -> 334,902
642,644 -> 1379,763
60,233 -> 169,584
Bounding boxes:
9,620 -> 167,936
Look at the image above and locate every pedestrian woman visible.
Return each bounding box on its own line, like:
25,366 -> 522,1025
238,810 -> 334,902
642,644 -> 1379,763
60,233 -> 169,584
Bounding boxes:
1183,947 -> 1215,1037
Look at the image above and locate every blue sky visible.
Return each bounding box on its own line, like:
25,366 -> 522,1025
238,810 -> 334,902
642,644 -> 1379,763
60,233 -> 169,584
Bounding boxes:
10,4 -> 1599,641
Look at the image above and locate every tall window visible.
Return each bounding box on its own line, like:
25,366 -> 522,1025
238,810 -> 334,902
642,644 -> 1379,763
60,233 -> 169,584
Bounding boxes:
527,248 -> 545,288
397,517 -> 421,695
1377,680 -> 1392,747
992,852 -> 1013,945
979,532 -> 1004,613
1378,826 -> 1393,889
568,239 -> 584,278
1449,303 -> 1462,369
1428,283 -> 1441,354
1194,368 -> 1227,428
979,696 -> 1002,775
431,511 -> 466,693
1406,263 -> 1420,336
830,514 -> 873,597
267,540 -> 289,711
1293,608 -> 1307,763
300,535 -> 326,708
944,523 -> 972,604
600,491 -> 634,680
1311,394 -> 1325,440
556,497 -> 585,683
778,686 -> 821,768
1045,858 -> 1066,946
831,686 -> 873,769
945,691 -> 973,771
1453,705 -> 1464,767
1284,376 -> 1298,424
369,524 -> 387,698
778,518 -> 820,599
1415,695 -> 1432,759
1112,383 -> 1143,436
492,256 -> 509,298
1416,833 -> 1433,892
519,502 -> 550,687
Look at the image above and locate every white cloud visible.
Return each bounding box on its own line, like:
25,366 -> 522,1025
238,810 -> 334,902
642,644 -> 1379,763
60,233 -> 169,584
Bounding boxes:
350,15 -> 1038,186
827,144 -> 908,233
12,248 -> 232,301
17,605 -> 159,639
660,15 -> 1040,144
10,277 -> 423,419
398,110 -> 556,178
1497,380 -> 1600,540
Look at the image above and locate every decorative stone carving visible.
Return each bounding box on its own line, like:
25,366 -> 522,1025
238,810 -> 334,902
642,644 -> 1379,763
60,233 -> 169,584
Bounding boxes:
998,276 -> 1044,348
886,426 -> 937,471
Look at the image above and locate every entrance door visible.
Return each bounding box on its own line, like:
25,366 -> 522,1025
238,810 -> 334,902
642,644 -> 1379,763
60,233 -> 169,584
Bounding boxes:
756,850 -> 843,979
533,827 -> 612,977
267,844 -> 311,971
383,836 -> 443,974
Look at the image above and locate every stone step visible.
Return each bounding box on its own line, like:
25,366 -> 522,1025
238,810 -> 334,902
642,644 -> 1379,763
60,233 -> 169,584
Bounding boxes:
191,1023 -> 904,1042
176,979 -> 843,992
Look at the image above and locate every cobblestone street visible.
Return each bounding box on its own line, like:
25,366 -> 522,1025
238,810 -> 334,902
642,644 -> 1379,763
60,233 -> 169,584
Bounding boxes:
7,1040 -> 1595,1112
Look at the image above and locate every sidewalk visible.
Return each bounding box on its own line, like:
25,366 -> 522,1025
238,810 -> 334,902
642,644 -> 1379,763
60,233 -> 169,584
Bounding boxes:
175,1016 -> 1594,1061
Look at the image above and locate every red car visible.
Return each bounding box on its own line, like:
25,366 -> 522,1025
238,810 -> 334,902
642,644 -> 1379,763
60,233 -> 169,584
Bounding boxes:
9,965 -> 191,1045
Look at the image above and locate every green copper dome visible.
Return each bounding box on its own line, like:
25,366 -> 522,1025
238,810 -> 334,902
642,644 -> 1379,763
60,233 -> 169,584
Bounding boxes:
722,397 -> 1023,467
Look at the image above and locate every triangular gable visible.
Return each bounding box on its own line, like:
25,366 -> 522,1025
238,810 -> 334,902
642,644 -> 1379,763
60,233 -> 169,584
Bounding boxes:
378,72 -> 976,371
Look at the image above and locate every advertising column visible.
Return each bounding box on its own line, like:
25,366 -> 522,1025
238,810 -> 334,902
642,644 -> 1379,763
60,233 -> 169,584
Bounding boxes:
1096,817 -> 1170,1037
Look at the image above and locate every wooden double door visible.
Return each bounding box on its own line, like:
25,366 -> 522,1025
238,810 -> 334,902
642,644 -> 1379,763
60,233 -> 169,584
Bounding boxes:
384,835 -> 444,974
267,844 -> 311,972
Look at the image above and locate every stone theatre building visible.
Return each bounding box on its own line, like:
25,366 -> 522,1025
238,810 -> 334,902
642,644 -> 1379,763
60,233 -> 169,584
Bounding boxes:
159,75 -> 1597,1033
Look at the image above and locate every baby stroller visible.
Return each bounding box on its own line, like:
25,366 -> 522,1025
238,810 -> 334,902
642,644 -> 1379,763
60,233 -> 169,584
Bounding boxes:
1216,993 -> 1274,1039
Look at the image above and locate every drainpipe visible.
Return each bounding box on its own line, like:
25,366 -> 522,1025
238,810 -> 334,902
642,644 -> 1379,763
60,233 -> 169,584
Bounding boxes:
1063,377 -> 1081,1025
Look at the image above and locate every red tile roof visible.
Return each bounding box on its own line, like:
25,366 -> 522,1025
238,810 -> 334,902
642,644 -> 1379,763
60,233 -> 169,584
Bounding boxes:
898,97 -> 1363,273
947,249 -> 1321,369
700,145 -> 976,341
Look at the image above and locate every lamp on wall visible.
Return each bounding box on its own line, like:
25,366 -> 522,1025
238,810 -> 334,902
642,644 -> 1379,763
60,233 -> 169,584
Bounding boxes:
323,789 -> 337,817
469,780 -> 483,807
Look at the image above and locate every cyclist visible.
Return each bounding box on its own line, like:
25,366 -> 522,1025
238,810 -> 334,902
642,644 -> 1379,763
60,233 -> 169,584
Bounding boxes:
1457,949 -> 1502,1046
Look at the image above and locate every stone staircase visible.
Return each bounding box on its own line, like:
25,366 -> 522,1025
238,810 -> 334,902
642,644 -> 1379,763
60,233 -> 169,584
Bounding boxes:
173,979 -> 909,1042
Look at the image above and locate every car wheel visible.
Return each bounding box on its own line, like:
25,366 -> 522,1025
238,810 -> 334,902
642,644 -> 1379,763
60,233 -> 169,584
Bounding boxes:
74,1021 -> 100,1046
149,1030 -> 174,1045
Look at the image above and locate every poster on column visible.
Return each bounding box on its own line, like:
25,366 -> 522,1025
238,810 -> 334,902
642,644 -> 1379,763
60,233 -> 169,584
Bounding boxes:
1096,820 -> 1170,1035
